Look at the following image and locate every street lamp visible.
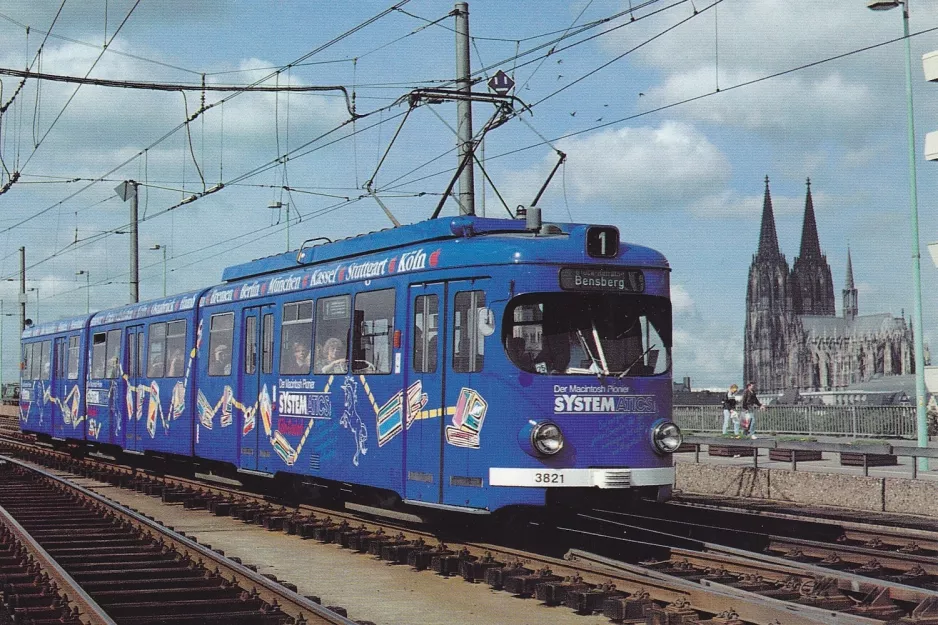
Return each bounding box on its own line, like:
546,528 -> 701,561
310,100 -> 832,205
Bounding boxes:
150,244 -> 167,297
76,270 -> 90,314
868,0 -> 928,468
269,201 -> 291,251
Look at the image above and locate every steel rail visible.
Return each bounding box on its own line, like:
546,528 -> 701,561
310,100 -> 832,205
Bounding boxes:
646,496 -> 938,562
565,549 -> 883,625
0,489 -> 118,625
0,454 -> 359,625
671,495 -> 938,545
676,540 -> 938,605
767,534 -> 938,579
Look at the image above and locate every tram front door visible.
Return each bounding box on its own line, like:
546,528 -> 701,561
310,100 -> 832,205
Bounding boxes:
404,283 -> 446,504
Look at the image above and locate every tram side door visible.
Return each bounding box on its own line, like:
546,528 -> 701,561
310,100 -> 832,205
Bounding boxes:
124,325 -> 144,451
240,305 -> 275,472
441,280 -> 491,509
404,283 -> 447,504
51,337 -> 68,439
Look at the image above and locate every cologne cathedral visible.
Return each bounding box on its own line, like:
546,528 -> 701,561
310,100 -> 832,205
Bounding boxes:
743,177 -> 915,393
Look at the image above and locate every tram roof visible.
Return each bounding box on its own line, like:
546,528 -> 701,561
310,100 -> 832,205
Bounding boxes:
22,217 -> 670,338
22,315 -> 89,339
221,216 -> 668,282
222,216 -> 528,282
88,291 -> 203,328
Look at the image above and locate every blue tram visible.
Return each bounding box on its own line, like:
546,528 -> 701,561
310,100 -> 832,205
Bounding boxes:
20,214 -> 682,514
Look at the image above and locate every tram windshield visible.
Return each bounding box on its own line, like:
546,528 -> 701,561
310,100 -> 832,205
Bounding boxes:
504,293 -> 671,377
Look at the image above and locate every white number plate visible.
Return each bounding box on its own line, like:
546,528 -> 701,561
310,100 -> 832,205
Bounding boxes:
489,468 -> 592,487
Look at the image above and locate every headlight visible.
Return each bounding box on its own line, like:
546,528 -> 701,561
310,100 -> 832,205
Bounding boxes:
652,421 -> 683,454
531,421 -> 564,456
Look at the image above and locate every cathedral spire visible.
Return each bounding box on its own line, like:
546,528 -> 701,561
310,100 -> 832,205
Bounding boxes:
843,247 -> 858,321
845,247 -> 855,290
798,178 -> 822,259
757,175 -> 781,260
791,176 -> 835,316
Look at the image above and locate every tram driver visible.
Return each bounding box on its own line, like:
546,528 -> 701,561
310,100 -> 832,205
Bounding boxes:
315,337 -> 347,374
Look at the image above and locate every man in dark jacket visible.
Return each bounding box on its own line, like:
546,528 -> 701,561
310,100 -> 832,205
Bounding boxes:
741,381 -> 766,438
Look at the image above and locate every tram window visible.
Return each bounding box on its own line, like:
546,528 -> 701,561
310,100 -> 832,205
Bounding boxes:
453,291 -> 485,373
279,300 -> 313,375
67,336 -> 80,380
165,320 -> 187,377
26,343 -> 34,380
25,344 -> 32,380
147,323 -> 166,378
314,295 -> 349,375
353,289 -> 394,375
91,333 -> 107,379
55,341 -> 65,378
262,313 -> 274,374
32,343 -> 39,380
244,316 -> 257,375
128,333 -> 137,378
504,293 -> 671,377
21,345 -> 30,381
38,341 -> 51,380
208,313 -> 234,376
138,333 -> 146,378
507,303 -> 543,371
412,294 -> 438,373
105,330 -> 121,378
35,342 -> 43,379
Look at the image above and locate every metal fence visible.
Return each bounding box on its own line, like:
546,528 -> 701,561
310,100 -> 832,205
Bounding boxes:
673,404 -> 918,438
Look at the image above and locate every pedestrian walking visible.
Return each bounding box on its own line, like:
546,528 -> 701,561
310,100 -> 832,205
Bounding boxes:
721,384 -> 739,435
741,381 -> 767,439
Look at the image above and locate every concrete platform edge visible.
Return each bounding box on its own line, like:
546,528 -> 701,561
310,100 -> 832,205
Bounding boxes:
676,462 -> 938,516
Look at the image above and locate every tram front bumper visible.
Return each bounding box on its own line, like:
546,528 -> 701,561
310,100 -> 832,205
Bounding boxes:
488,466 -> 673,488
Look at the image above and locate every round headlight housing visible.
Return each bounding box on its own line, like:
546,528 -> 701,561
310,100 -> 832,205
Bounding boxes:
532,421 -> 564,456
652,421 -> 683,454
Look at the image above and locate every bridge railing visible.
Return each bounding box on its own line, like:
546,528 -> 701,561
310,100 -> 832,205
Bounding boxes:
673,404 -> 918,438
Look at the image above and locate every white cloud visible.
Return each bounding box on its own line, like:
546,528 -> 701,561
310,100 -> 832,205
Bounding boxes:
501,121 -> 729,211
644,69 -> 876,146
672,323 -> 744,388
671,283 -> 695,316
592,0 -> 938,159
607,0 -> 938,80
687,187 -> 809,218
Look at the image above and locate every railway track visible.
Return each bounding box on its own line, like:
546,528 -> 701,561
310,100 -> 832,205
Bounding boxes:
0,456 -> 360,625
583,500 -> 938,592
0,437 -> 925,624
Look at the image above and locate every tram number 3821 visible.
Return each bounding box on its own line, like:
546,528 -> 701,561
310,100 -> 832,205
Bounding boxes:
534,472 -> 565,484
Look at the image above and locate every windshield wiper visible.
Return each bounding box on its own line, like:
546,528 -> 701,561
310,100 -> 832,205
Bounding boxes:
574,328 -> 605,381
591,320 -> 609,375
618,344 -> 656,379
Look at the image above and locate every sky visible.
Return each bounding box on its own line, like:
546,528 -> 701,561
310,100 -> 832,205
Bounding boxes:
2,0 -> 938,390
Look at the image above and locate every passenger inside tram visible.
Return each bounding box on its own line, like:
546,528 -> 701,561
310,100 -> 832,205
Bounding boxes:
316,337 -> 347,374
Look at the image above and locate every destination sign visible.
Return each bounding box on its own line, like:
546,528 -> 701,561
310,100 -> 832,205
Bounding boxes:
559,267 -> 645,293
